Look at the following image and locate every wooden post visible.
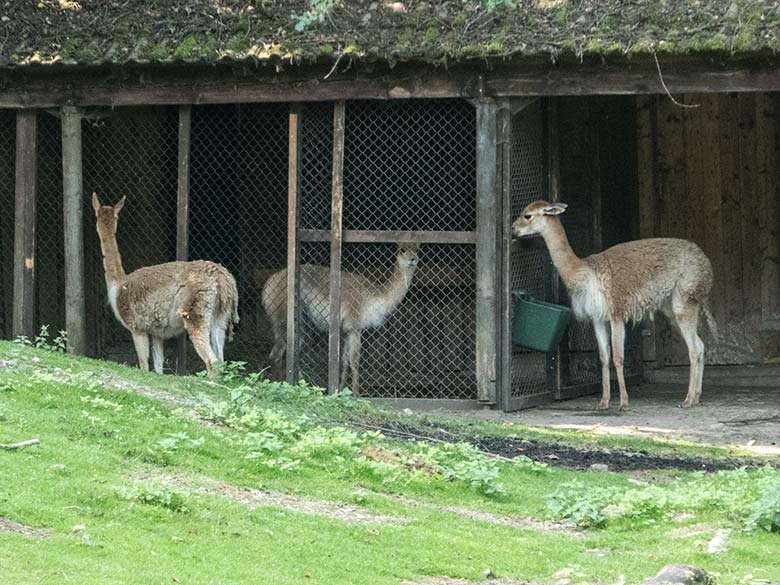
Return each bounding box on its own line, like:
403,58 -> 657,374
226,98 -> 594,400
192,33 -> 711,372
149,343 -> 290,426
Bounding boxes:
327,101 -> 346,394
286,104 -> 302,384
175,105 -> 192,374
13,109 -> 37,341
475,99 -> 498,405
496,99 -> 512,411
61,106 -> 86,354
545,98 -> 564,397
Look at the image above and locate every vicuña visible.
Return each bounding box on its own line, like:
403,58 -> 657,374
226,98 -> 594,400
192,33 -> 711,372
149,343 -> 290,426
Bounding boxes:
513,200 -> 715,411
262,243 -> 420,395
92,193 -> 239,375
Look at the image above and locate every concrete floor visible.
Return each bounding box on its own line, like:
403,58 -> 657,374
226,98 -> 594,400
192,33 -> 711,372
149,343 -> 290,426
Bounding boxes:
461,378 -> 780,454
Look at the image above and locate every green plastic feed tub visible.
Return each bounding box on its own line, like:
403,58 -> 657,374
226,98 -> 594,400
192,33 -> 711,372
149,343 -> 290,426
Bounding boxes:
511,291 -> 573,352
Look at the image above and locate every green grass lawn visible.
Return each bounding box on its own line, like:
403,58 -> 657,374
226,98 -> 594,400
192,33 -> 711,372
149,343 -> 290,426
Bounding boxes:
0,341 -> 778,585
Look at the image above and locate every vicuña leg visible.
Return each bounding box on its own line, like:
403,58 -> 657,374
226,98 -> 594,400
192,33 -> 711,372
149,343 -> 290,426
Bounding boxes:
151,336 -> 165,374
593,319 -> 612,410
267,315 -> 287,379
610,319 -> 629,411
131,331 -> 151,372
676,302 -> 705,408
186,324 -> 219,375
210,324 -> 227,362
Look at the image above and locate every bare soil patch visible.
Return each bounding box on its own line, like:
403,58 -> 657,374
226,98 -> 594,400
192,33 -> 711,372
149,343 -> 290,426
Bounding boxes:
403,578 -> 532,585
138,470 -> 410,526
387,494 -> 581,535
376,421 -> 760,473
0,518 -> 49,538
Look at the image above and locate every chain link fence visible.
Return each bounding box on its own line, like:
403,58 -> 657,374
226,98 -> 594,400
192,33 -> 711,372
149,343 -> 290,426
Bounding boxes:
0,110 -> 14,339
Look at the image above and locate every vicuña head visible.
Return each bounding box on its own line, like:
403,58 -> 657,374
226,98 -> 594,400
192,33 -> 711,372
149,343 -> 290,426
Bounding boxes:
511,200 -> 568,239
92,192 -> 126,238
396,242 -> 420,270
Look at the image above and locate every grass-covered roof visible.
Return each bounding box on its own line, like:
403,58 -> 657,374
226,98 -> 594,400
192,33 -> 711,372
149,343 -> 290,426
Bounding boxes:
3,0 -> 779,68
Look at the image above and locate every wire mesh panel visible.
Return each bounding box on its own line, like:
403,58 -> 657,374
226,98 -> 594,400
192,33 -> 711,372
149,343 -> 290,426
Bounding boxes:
343,100 -> 476,232
190,103 -> 289,372
508,101 -> 552,402
82,107 -> 179,364
0,111 -> 14,338
35,112 -> 65,342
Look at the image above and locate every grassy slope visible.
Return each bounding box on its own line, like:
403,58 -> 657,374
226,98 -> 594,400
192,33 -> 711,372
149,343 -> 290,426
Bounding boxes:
0,342 -> 778,585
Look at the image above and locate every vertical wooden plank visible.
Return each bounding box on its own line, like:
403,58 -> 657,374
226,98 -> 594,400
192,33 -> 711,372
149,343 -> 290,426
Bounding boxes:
635,95 -> 657,363
719,93 -> 744,364
698,94 -> 724,353
13,109 -> 37,341
327,101 -> 346,394
496,99 -> 513,411
61,105 -> 86,355
656,96 -> 689,365
175,105 -> 192,374
286,104 -> 303,384
475,99 -> 498,405
756,93 -> 779,330
738,93 -> 762,352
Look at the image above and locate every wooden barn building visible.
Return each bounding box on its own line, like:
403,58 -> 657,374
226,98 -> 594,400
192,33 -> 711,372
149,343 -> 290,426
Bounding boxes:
0,0 -> 778,410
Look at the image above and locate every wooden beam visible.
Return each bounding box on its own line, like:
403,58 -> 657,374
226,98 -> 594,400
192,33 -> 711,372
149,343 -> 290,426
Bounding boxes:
327,101 -> 346,394
2,60 -> 780,109
298,229 -> 476,244
61,105 -> 86,355
496,99 -> 513,412
175,104 -> 192,374
12,109 -> 37,341
286,104 -> 302,385
475,99 -> 498,405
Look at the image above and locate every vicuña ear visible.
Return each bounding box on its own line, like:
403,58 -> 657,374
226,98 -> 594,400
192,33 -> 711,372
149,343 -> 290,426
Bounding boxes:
91,192 -> 101,214
114,196 -> 127,216
542,203 -> 568,216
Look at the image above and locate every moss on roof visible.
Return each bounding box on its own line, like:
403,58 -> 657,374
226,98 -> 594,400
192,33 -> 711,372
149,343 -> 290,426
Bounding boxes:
2,0 -> 779,67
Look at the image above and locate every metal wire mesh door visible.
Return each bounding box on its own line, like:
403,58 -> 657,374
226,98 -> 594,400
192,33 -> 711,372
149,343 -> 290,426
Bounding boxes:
502,100 -> 555,409
294,99 -> 478,400
0,110 -> 14,339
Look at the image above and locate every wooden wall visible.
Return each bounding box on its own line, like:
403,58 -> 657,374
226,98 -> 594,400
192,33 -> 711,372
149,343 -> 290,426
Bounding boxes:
636,93 -> 780,365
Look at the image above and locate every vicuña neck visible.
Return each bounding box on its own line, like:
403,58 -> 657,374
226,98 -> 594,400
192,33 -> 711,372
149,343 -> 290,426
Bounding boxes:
97,228 -> 127,285
380,263 -> 417,309
540,218 -> 587,289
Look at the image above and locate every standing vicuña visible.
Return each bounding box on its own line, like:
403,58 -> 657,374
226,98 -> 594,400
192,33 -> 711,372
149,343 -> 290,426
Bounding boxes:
262,243 -> 420,395
92,193 -> 239,375
512,200 -> 715,411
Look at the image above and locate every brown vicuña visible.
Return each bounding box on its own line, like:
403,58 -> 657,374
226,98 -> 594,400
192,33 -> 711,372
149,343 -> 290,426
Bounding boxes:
262,244 -> 420,395
512,200 -> 716,411
92,193 -> 239,375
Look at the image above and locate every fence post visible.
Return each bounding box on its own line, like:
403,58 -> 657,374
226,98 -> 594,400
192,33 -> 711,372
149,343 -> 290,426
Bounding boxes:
175,105 -> 192,374
61,106 -> 87,355
476,99 -> 498,405
286,104 -> 302,385
13,109 -> 37,341
327,101 -> 346,394
496,99 -> 512,411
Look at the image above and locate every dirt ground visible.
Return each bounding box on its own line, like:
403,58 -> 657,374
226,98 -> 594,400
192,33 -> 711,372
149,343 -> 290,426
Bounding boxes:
463,383 -> 780,456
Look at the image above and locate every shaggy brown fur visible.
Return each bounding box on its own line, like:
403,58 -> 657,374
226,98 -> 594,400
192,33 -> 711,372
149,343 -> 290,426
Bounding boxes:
92,193 -> 239,375
513,200 -> 715,411
261,244 -> 420,395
